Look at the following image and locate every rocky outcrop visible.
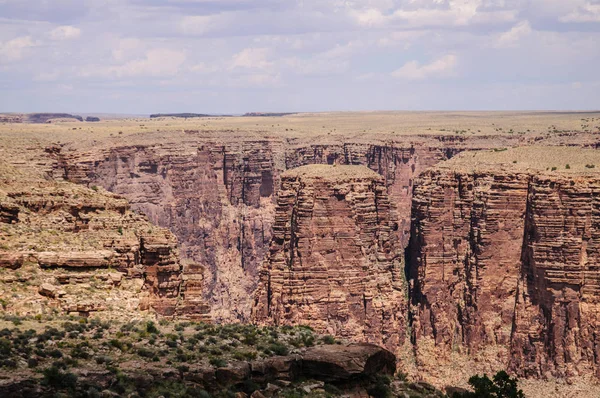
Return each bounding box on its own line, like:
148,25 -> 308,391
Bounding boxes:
302,343 -> 396,381
252,165 -> 406,351
26,113 -> 83,123
0,172 -> 197,318
406,147 -> 600,382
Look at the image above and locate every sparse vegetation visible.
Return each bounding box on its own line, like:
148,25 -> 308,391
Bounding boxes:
0,315 -> 368,396
452,370 -> 525,398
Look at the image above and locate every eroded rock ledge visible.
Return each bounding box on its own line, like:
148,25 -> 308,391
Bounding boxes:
407,147 -> 600,381
252,165 -> 406,351
0,163 -> 208,319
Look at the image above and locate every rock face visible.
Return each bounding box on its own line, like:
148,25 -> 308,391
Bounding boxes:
406,148 -> 600,381
0,166 -> 199,318
55,135 -> 463,322
301,343 -> 397,381
252,165 -> 406,350
512,174 -> 600,379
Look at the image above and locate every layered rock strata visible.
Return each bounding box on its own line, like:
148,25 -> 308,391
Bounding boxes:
55,135 -> 468,322
407,147 -> 600,381
0,163 -> 203,318
252,165 -> 406,350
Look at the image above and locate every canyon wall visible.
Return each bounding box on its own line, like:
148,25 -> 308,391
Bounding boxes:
0,168 -> 195,318
252,165 -> 406,351
56,134 -> 465,322
407,150 -> 600,381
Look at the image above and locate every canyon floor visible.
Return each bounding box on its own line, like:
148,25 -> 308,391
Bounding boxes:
2,111 -> 600,397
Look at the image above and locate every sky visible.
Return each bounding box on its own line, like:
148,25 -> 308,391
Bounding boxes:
0,0 -> 599,114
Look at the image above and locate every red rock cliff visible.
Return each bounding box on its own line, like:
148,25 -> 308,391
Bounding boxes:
0,163 -> 191,318
407,147 -> 600,382
56,134 -> 463,322
252,165 -> 406,351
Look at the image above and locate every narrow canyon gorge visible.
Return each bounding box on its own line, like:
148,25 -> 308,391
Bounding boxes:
4,123 -> 600,393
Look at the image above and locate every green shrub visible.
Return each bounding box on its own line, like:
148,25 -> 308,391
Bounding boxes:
138,347 -> 155,358
47,348 -> 63,358
209,357 -> 227,367
42,365 -> 78,390
109,339 -> 126,351
367,374 -> 391,398
0,338 -> 11,356
322,335 -> 335,344
146,321 -> 159,334
242,332 -> 258,346
269,342 -> 289,356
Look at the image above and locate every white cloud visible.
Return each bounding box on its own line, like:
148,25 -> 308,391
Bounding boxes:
560,3 -> 600,23
496,21 -> 532,48
80,48 -> 187,78
230,47 -> 273,70
112,38 -> 142,61
285,57 -> 348,76
50,26 -> 81,40
189,62 -> 218,74
391,54 -> 458,80
179,13 -> 229,35
0,36 -> 35,62
353,8 -> 387,27
351,0 -> 516,29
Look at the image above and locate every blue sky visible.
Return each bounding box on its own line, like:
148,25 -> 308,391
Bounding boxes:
0,0 -> 599,114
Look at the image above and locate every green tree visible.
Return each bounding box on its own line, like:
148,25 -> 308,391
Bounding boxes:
454,370 -> 525,398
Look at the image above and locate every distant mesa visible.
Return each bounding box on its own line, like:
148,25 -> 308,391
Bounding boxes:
27,113 -> 84,123
0,114 -> 23,123
243,112 -> 298,117
149,113 -> 228,119
85,116 -> 100,122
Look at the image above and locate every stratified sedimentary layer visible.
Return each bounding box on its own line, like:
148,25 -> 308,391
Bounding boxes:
0,161 -> 206,319
407,147 -> 600,381
53,133 -> 482,322
252,165 -> 406,351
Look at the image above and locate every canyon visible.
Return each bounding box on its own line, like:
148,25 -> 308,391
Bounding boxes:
2,112 -> 600,395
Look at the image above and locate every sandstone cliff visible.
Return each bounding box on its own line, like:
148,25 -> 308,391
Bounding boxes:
407,147 -> 600,383
0,160 -> 199,319
54,133 -> 472,322
252,165 -> 406,351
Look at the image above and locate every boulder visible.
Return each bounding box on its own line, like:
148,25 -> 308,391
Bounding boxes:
38,283 -> 58,298
0,252 -> 23,269
216,362 -> 251,385
301,343 -> 396,382
251,355 -> 301,381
